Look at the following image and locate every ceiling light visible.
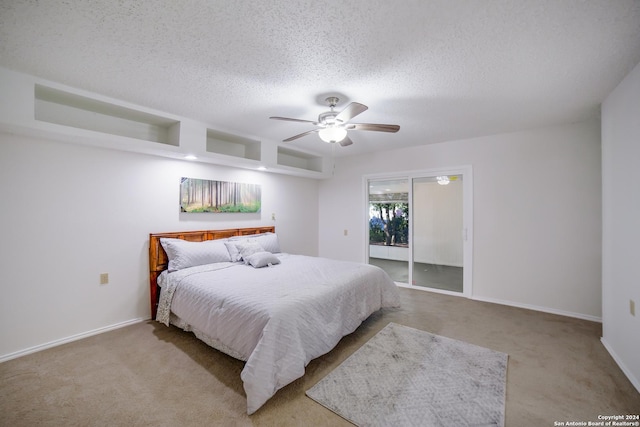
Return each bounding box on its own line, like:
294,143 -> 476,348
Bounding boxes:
436,176 -> 450,185
258,166 -> 267,171
184,154 -> 197,160
318,126 -> 347,143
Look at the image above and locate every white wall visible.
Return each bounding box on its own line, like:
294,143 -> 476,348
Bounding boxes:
413,179 -> 463,267
601,61 -> 640,392
0,133 -> 319,360
319,120 -> 602,320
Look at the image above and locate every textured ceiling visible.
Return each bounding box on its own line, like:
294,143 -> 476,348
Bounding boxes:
1,0 -> 640,158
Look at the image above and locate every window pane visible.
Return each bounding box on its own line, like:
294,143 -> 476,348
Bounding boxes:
368,179 -> 409,283
412,175 -> 463,292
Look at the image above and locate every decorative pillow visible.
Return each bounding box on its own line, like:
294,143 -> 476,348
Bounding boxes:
160,238 -> 232,272
227,232 -> 281,253
224,239 -> 262,262
224,240 -> 245,262
237,240 -> 265,260
244,251 -> 281,268
253,233 -> 281,253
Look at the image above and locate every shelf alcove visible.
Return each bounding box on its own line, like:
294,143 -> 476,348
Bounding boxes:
34,85 -> 180,146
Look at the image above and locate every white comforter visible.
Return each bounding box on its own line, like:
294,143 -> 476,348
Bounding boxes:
156,253 -> 400,414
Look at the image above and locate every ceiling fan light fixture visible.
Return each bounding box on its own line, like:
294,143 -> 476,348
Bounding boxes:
318,126 -> 347,143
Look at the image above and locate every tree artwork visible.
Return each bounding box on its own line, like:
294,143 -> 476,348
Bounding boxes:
180,177 -> 261,213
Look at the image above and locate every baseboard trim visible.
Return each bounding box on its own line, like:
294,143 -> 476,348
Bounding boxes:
0,317 -> 148,363
601,337 -> 640,394
471,295 -> 602,323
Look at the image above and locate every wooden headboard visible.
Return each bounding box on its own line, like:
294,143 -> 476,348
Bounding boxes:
148,226 -> 275,319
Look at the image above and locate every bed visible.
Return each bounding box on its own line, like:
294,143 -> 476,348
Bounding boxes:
149,227 -> 400,414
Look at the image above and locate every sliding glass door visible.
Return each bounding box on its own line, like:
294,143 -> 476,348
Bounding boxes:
366,167 -> 472,297
367,178 -> 409,283
412,175 -> 464,293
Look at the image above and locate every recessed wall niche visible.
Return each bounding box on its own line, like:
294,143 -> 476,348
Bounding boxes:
277,146 -> 323,172
206,128 -> 261,161
34,85 -> 180,146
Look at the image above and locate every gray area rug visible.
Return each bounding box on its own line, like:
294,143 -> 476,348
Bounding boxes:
306,323 -> 508,427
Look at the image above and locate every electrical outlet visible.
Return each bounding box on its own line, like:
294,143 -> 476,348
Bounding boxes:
631,299 -> 636,317
100,273 -> 109,285
344,229 -> 348,236
271,213 -> 276,221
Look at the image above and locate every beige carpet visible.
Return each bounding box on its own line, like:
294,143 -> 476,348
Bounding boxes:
1,288 -> 639,426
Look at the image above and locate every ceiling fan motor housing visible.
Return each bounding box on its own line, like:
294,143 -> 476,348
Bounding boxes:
318,111 -> 339,126
318,96 -> 341,126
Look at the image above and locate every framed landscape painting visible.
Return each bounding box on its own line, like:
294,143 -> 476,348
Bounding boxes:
180,177 -> 261,213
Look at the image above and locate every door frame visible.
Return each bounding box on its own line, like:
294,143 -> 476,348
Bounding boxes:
363,165 -> 473,298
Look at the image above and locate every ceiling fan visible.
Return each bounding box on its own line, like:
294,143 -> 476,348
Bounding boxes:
269,96 -> 400,147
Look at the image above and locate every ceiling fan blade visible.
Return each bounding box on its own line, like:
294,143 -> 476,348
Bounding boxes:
283,129 -> 318,142
338,135 -> 353,147
270,116 -> 317,124
348,123 -> 400,133
335,102 -> 368,123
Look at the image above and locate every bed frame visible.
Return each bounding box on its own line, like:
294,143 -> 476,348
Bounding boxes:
148,226 -> 275,319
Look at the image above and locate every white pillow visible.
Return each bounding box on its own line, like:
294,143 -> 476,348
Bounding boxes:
224,240 -> 245,262
225,238 -> 265,261
228,232 -> 281,253
244,251 -> 281,268
237,240 -> 265,260
160,238 -> 232,271
253,233 -> 281,253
